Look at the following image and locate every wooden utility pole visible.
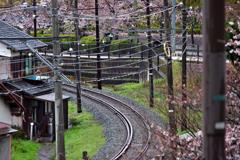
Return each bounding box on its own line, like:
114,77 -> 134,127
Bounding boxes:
181,0 -> 187,131
146,0 -> 154,108
52,0 -> 65,159
95,0 -> 102,90
74,0 -> 82,113
203,0 -> 226,159
164,0 -> 176,135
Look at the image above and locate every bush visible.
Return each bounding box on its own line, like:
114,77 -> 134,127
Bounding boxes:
128,32 -> 138,43
11,125 -> 26,139
111,39 -> 129,44
44,30 -> 52,34
30,30 -> 43,37
79,36 -> 89,44
187,28 -> 202,34
69,117 -> 81,126
86,36 -> 96,45
40,34 -> 53,42
110,39 -> 130,54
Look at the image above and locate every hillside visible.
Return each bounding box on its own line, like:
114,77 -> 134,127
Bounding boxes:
182,0 -> 239,8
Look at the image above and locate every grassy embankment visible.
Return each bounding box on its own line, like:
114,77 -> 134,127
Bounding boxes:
11,139 -> 41,160
51,102 -> 105,159
109,61 -> 202,134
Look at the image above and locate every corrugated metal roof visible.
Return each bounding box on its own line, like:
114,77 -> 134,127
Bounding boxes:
5,79 -> 54,96
0,21 -> 47,51
35,92 -> 70,102
0,127 -> 18,135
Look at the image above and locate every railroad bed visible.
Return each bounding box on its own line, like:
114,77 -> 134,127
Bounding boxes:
62,84 -> 167,160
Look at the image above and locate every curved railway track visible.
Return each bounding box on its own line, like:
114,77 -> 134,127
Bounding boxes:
62,84 -> 151,160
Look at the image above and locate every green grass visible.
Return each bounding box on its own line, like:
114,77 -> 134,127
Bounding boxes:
110,78 -> 168,120
51,102 -> 106,159
11,139 -> 41,160
110,62 -> 202,134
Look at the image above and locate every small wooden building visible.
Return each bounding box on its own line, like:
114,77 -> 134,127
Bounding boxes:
0,21 -> 70,142
2,79 -> 70,142
0,21 -> 48,80
0,82 -> 24,159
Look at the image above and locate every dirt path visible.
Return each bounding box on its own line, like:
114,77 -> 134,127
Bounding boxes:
37,145 -> 55,160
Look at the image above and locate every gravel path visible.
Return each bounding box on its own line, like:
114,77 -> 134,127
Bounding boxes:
37,145 -> 55,160
63,86 -> 167,159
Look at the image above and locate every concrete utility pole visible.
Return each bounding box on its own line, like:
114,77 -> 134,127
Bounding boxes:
74,0 -> 82,113
203,0 -> 226,159
181,0 -> 187,131
164,0 -> 176,135
95,0 -> 102,90
51,0 -> 65,159
146,0 -> 154,108
33,0 -> 37,37
171,0 -> 176,53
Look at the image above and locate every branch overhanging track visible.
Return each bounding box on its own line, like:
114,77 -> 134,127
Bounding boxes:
62,84 -> 151,160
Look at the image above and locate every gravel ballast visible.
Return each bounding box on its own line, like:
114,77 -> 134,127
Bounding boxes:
63,86 -> 167,159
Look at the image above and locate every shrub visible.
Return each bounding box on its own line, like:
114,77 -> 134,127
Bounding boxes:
69,117 -> 81,126
44,30 -> 52,34
40,34 -> 53,42
11,125 -> 26,139
79,36 -> 89,44
86,36 -> 96,45
110,39 -> 130,54
30,30 -> 43,37
187,28 -> 202,34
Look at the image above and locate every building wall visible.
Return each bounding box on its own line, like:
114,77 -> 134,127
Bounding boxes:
0,42 -> 11,57
11,115 -> 23,128
0,58 -> 11,80
0,97 -> 11,125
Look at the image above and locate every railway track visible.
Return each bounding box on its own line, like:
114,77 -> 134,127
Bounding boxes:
62,84 -> 151,160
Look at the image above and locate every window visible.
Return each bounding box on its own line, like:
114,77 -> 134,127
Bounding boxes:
25,56 -> 35,76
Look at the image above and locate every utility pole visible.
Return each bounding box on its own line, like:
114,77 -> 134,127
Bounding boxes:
171,0 -> 176,53
160,12 -> 164,42
191,16 -> 195,46
181,0 -> 187,131
203,0 -> 226,159
146,0 -> 154,108
33,0 -> 37,37
74,0 -> 82,113
52,0 -> 65,159
95,0 -> 101,90
164,0 -> 176,135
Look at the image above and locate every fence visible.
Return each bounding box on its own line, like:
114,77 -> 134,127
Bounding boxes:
42,42 -> 164,60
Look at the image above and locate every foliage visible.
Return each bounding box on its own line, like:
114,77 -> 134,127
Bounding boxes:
111,39 -> 129,44
225,1 -> 240,66
11,125 -> 26,139
79,36 -> 89,44
59,34 -> 75,42
110,39 -> 130,54
111,61 -> 240,159
86,36 -> 97,45
11,139 -> 41,160
40,34 -> 53,42
51,102 -> 105,159
68,101 -> 93,126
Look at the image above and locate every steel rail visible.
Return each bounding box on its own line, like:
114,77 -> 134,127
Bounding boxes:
83,87 -> 151,160
62,84 -> 151,159
62,84 -> 133,160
